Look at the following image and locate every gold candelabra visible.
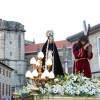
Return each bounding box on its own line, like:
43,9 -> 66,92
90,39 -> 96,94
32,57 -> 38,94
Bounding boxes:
25,51 -> 55,87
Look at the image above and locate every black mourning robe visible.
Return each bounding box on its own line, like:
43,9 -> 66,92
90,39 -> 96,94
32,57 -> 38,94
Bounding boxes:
42,40 -> 64,76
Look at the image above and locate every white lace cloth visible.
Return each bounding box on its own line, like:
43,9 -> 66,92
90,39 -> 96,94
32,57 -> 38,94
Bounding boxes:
48,50 -> 53,60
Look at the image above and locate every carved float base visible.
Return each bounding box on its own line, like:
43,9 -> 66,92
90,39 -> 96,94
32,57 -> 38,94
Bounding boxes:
43,96 -> 100,100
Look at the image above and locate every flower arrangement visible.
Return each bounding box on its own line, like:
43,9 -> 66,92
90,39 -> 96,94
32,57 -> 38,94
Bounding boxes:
39,73 -> 100,97
18,84 -> 33,98
18,73 -> 100,98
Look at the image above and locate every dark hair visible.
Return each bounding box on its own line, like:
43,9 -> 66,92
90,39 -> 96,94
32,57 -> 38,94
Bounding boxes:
76,35 -> 89,50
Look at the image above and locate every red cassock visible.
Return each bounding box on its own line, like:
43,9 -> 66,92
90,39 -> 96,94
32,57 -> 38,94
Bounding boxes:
73,43 -> 93,78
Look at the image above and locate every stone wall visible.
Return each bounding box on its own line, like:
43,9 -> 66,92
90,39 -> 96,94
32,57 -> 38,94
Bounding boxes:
0,63 -> 13,100
0,19 -> 27,90
0,31 -> 5,59
89,31 -> 100,77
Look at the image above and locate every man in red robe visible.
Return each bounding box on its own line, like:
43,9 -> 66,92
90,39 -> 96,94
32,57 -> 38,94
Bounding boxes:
73,35 -> 93,78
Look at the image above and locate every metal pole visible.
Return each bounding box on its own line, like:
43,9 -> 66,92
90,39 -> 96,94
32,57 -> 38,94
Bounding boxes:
65,61 -> 68,74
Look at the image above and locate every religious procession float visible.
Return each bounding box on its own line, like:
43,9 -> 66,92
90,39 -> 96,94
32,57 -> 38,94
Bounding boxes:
13,23 -> 100,100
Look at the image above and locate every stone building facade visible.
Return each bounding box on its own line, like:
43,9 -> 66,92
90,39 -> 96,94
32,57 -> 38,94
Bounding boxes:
0,18 -> 73,96
25,40 -> 72,73
0,62 -> 13,100
67,24 -> 100,77
0,19 -> 27,91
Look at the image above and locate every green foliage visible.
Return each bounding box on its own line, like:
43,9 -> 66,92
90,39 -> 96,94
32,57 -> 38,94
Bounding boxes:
19,92 -> 31,98
36,91 -> 47,100
69,70 -> 72,75
63,72 -> 68,76
78,92 -> 93,97
64,93 -> 72,96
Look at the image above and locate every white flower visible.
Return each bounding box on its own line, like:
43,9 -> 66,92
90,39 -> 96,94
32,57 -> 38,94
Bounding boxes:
95,83 -> 99,87
45,83 -> 49,88
39,87 -> 43,92
54,78 -> 59,82
66,86 -> 71,91
56,84 -> 61,88
59,91 -> 64,95
74,83 -> 78,87
77,85 -> 80,89
67,81 -> 71,85
52,85 -> 56,88
97,88 -> 100,93
18,90 -> 22,95
69,79 -> 74,83
70,90 -> 75,95
92,89 -> 96,94
52,88 -> 58,94
26,90 -> 30,93
96,94 -> 100,97
88,86 -> 92,90
84,88 -> 89,93
47,86 -> 52,93
89,83 -> 93,87
81,76 -> 88,81
65,90 -> 69,93
63,84 -> 67,88
42,89 -> 46,94
69,85 -> 72,89
72,76 -> 78,81
73,87 -> 77,90
22,89 -> 27,93
84,83 -> 88,88
76,90 -> 80,95
70,74 -> 74,77
89,91 -> 93,95
68,90 -> 71,94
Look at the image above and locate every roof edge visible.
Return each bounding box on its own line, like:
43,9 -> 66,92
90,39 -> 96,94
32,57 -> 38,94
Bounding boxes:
66,23 -> 100,43
0,62 -> 14,70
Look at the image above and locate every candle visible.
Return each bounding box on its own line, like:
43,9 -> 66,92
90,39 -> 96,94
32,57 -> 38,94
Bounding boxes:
30,57 -> 36,65
38,51 -> 44,60
43,69 -> 49,78
46,58 -> 52,66
25,71 -> 33,79
32,69 -> 38,77
49,71 -> 55,79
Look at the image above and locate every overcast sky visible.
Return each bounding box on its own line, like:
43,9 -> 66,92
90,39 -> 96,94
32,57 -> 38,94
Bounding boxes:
0,0 -> 100,43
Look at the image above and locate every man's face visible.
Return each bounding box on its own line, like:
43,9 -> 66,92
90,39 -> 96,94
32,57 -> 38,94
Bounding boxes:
81,41 -> 86,46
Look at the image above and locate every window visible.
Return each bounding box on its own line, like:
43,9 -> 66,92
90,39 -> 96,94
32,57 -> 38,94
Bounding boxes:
3,69 -> 5,76
10,52 -> 12,56
6,71 -> 8,77
0,68 -> 1,74
98,38 -> 100,55
9,72 -> 11,78
10,41 -> 12,44
2,83 -> 4,95
9,85 -> 10,96
6,84 -> 8,96
97,37 -> 100,69
0,82 -> 1,95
